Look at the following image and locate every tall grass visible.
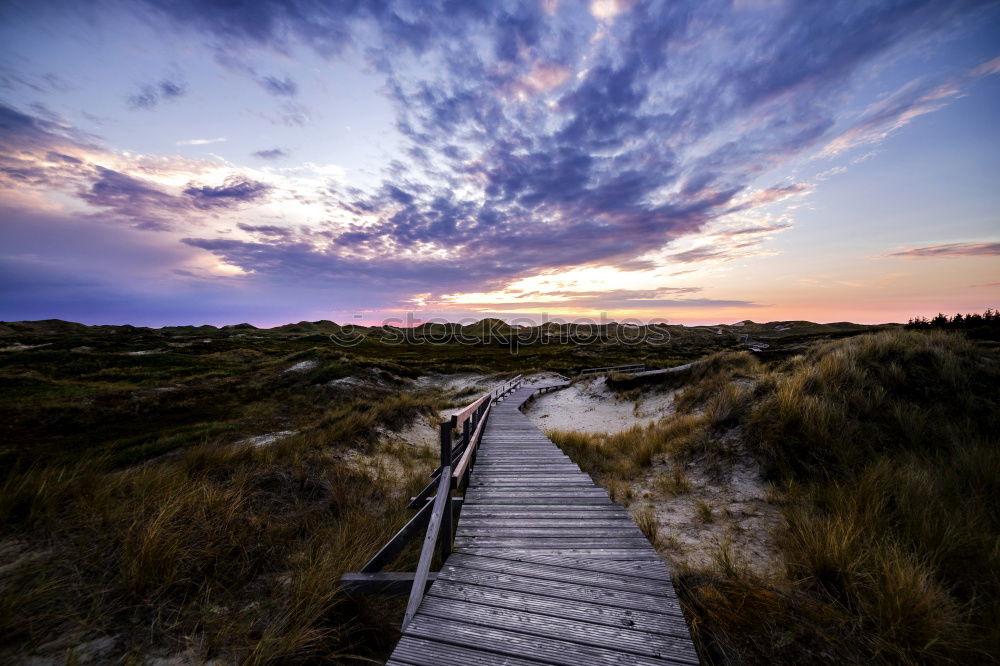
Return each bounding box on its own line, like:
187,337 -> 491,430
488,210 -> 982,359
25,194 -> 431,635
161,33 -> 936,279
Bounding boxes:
551,331 -> 1000,664
1,401 -> 439,663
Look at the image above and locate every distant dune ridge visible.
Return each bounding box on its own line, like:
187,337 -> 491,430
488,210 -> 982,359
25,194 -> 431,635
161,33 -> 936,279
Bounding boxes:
0,317 -> 878,338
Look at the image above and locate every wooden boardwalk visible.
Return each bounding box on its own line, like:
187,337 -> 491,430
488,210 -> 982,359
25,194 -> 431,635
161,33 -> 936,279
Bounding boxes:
387,384 -> 699,665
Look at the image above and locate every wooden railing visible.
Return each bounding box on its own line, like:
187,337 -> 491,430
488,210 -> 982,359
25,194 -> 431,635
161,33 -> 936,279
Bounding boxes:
339,374 -> 523,627
578,363 -> 645,376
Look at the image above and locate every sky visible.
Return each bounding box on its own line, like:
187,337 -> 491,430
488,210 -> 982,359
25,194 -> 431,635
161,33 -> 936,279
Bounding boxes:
0,0 -> 998,327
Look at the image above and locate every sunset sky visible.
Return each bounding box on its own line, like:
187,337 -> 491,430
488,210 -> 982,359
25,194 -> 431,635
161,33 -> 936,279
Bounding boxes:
1,0 -> 998,327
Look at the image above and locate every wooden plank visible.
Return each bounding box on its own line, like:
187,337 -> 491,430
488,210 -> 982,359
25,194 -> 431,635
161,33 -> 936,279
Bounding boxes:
438,567 -> 683,615
462,497 -> 615,506
444,554 -> 677,597
391,636 -> 545,666
456,527 -> 643,538
458,509 -> 629,520
459,519 -> 632,528
467,487 -> 607,494
458,547 -> 663,561
469,478 -> 595,485
460,549 -> 673,579
454,537 -> 652,548
417,596 -> 700,662
427,579 -> 688,631
404,614 -> 697,666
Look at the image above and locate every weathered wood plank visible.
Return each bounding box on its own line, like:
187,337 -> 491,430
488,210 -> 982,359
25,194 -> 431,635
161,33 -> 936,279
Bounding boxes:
438,564 -> 684,615
417,596 -> 700,662
391,636 -> 545,666
455,536 -> 649,550
463,497 -> 615,506
455,527 -> 643,538
404,614 -> 698,666
460,549 -> 674,579
457,547 -> 664,561
443,554 -> 677,597
427,578 -> 688,630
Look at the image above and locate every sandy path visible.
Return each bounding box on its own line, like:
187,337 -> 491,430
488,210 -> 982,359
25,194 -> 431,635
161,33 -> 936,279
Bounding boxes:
522,376 -> 678,434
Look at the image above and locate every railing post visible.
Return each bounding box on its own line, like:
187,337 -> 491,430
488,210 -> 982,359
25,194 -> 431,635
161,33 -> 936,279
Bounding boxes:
439,419 -> 454,561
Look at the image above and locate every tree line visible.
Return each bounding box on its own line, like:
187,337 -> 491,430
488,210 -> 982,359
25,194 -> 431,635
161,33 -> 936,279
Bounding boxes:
905,308 -> 999,330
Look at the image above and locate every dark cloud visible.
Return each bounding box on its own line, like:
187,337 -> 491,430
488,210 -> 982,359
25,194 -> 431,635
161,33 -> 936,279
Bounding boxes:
159,79 -> 185,98
259,75 -> 297,96
237,223 -> 291,237
79,166 -> 186,230
252,147 -> 288,159
727,223 -> 792,236
183,177 -> 271,208
882,242 -> 1000,258
127,78 -> 186,109
667,247 -> 732,264
0,102 -> 98,153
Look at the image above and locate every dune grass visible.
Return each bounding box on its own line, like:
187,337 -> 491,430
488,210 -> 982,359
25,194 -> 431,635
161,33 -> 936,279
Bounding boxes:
0,369 -> 446,664
2,433 -> 439,663
551,330 -> 1000,664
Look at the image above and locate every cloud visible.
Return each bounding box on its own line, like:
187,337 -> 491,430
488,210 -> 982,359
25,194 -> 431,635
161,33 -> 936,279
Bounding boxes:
0,103 -> 280,230
259,75 -> 298,96
237,223 -> 291,237
823,56 -> 1000,156
77,167 -> 189,230
183,177 -> 271,209
177,137 -> 227,145
252,147 -> 289,159
127,79 -> 186,110
882,242 -> 1000,258
667,247 -> 733,264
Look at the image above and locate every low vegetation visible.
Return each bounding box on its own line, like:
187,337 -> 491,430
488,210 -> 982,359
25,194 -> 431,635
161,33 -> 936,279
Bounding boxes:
4,317 -> 988,663
551,329 -> 1000,664
0,326 -> 467,662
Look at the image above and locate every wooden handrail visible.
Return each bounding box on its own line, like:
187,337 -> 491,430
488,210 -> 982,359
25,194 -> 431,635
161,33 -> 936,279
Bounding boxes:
360,498 -> 434,573
449,374 -> 522,431
452,401 -> 491,485
451,392 -> 489,430
402,469 -> 450,628
578,364 -> 644,376
340,372 -> 531,623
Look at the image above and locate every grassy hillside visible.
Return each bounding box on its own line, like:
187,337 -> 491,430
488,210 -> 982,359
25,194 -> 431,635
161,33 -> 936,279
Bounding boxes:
551,329 -> 1000,664
0,317 -> 917,663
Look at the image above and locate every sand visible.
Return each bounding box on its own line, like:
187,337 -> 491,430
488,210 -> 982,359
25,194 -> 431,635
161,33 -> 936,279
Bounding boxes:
523,375 -> 678,434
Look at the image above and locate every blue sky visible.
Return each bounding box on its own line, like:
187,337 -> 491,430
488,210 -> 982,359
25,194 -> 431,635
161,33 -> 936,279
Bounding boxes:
1,0 -> 998,326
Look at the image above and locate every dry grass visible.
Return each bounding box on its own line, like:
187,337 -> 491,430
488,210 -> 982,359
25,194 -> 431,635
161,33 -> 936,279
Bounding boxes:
656,464 -> 693,496
632,505 -> 660,546
1,396 -> 440,664
551,331 -> 1000,664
